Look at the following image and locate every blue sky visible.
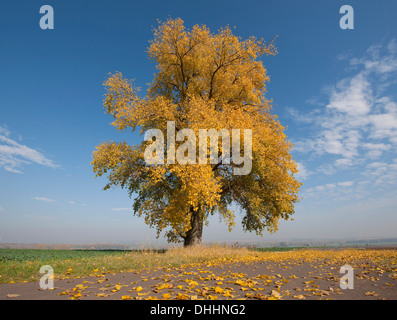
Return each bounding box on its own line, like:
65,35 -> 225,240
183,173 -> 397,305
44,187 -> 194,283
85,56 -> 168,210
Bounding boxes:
0,0 -> 396,245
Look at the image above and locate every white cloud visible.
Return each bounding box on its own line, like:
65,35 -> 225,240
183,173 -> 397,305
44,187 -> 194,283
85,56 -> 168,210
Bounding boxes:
292,40 -> 397,172
111,207 -> 131,212
337,181 -> 354,187
290,40 -> 397,207
363,159 -> 397,186
334,158 -> 353,167
0,125 -> 58,173
305,180 -> 355,200
34,197 -> 55,203
295,162 -> 309,180
326,73 -> 372,116
0,125 -> 10,136
362,142 -> 391,151
350,40 -> 397,75
368,112 -> 397,142
362,142 -> 391,159
286,107 -> 319,124
366,161 -> 387,169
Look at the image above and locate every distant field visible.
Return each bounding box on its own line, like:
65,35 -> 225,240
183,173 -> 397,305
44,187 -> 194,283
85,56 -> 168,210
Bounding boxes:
250,247 -> 304,252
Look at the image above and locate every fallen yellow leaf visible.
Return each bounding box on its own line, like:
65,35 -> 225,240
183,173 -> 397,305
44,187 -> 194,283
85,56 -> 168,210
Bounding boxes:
214,286 -> 224,294
163,293 -> 171,299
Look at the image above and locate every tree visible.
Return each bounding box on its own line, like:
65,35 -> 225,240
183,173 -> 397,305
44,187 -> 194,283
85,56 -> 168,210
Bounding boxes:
91,18 -> 301,246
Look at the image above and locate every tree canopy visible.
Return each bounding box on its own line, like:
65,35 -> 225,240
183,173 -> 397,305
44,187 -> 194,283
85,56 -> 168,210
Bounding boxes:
91,18 -> 301,246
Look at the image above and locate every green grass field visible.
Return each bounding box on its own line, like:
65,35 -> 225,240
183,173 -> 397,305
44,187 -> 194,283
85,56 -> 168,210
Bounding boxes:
0,249 -> 132,262
0,246 -> 254,284
0,249 -> 129,283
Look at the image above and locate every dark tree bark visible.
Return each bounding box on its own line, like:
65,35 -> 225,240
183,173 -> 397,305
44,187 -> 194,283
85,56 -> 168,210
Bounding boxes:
183,207 -> 203,247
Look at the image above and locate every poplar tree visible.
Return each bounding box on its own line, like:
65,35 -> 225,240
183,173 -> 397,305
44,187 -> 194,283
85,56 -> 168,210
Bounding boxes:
91,18 -> 301,246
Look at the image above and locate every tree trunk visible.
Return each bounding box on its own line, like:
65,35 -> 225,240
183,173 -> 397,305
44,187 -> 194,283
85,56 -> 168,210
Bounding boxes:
183,207 -> 203,247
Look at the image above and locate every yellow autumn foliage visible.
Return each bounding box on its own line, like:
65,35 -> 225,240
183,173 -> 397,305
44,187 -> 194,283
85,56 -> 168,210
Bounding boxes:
91,18 -> 301,245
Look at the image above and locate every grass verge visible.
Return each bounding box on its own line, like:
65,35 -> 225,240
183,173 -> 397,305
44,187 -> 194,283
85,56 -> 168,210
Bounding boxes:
0,245 -> 253,284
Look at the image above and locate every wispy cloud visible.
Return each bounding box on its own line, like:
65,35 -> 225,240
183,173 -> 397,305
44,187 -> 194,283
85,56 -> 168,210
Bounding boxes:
291,40 -> 397,205
350,39 -> 397,75
291,40 -> 397,174
0,125 -> 58,173
34,197 -> 55,203
295,162 -> 309,181
307,180 -> 354,193
338,181 -> 354,187
363,159 -> 397,186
